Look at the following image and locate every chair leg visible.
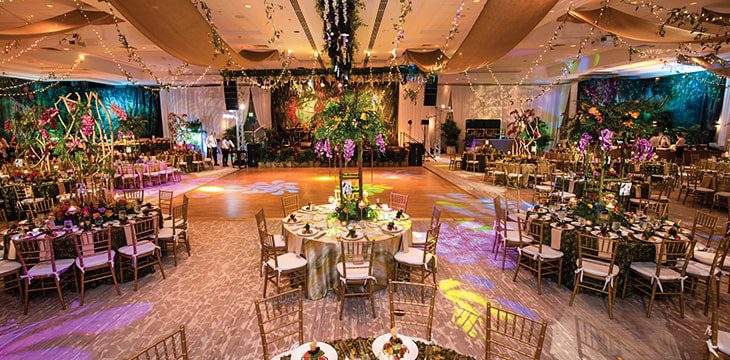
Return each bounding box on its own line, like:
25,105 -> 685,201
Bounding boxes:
133,265 -> 139,291
608,285 -> 614,319
339,282 -> 346,320
15,273 -> 23,305
537,260 -> 543,295
569,274 -> 580,306
157,251 -> 166,279
512,255 -> 522,282
646,282 -> 658,318
622,273 -> 630,299
679,287 -> 686,319
557,259 -> 563,287
23,279 -> 30,315
263,270 -> 269,298
79,271 -> 85,306
110,264 -> 121,296
501,245 -> 507,270
369,280 -> 376,319
172,242 -> 178,267
54,277 -> 66,310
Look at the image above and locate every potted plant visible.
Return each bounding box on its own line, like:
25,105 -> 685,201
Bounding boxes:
441,118 -> 461,154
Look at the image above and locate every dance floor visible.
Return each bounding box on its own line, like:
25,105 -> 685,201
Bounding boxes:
0,167 -> 724,359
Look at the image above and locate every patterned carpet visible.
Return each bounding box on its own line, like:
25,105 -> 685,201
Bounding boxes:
0,218 -> 724,359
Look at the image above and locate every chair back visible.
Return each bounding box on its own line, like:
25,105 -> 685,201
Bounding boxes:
423,223 -> 440,262
640,199 -> 668,218
429,205 -> 442,229
525,219 -> 545,251
12,184 -> 32,201
716,174 -> 730,193
255,208 -> 269,235
127,325 -> 189,360
30,198 -> 55,220
255,288 -> 303,360
123,189 -> 145,204
692,210 -> 718,248
13,236 -> 59,275
338,238 -> 374,281
130,217 -> 158,254
159,190 -> 174,217
74,228 -> 113,269
281,194 -> 299,216
388,281 -> 437,342
655,237 -> 693,276
259,230 -> 279,267
389,192 -> 409,212
484,302 -> 547,360
576,232 -> 619,275
170,204 -> 186,232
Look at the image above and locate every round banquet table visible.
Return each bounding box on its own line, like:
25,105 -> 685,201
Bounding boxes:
282,204 -> 413,300
272,337 -> 474,360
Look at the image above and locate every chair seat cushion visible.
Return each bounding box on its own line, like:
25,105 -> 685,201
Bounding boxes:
522,245 -> 563,259
76,251 -> 115,269
394,249 -> 433,267
119,240 -> 157,256
694,247 -> 730,267
685,260 -> 720,277
0,259 -> 21,275
715,191 -> 730,198
577,258 -> 619,278
412,231 -> 426,245
718,330 -> 730,354
273,234 -> 286,248
266,253 -> 306,271
629,261 -> 682,281
27,258 -> 74,278
158,227 -> 184,240
504,230 -> 533,244
507,173 -> 523,178
551,191 -> 576,199
694,187 -> 714,193
336,261 -> 372,280
535,185 -> 552,192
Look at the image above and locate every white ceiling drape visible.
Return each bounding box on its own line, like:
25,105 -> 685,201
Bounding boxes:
250,86 -> 272,129
159,85 -> 231,139
716,78 -> 730,147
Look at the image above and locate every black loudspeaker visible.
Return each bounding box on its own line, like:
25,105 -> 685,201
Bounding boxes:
420,119 -> 430,126
246,143 -> 261,167
223,79 -> 238,110
423,77 -> 437,106
408,142 -> 424,166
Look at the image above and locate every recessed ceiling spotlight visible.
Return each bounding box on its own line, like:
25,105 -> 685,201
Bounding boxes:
244,4 -> 252,8
570,44 -> 577,47
689,1 -> 698,4
473,0 -> 480,2
46,4 -> 53,7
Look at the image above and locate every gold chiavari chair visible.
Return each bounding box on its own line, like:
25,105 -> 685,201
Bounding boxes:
513,220 -> 564,294
677,165 -> 697,201
692,211 -> 720,261
158,190 -> 174,219
713,174 -> 730,210
465,152 -> 479,172
638,199 -> 668,218
337,238 -> 376,320
191,151 -> 204,172
255,288 -> 303,360
569,232 -> 620,319
448,152 -> 462,170
0,239 -> 22,309
504,162 -> 523,190
159,204 -> 191,267
623,236 -> 694,318
684,170 -> 715,206
483,160 -> 500,185
29,198 -> 55,221
687,235 -> 729,315
528,162 -> 552,188
261,230 -> 306,298
388,281 -> 437,344
706,275 -> 730,359
394,223 -> 439,284
127,325 -> 189,360
73,228 -> 121,306
389,192 -> 409,212
492,196 -> 522,254
13,184 -> 38,219
411,205 -> 441,249
255,208 -> 287,256
118,217 -> 165,291
123,189 -> 145,204
14,236 -> 76,315
495,217 -> 533,271
121,163 -> 141,189
281,194 -> 300,216
484,302 -> 548,360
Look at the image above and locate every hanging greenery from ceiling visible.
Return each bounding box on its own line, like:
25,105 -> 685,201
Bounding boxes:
316,0 -> 365,83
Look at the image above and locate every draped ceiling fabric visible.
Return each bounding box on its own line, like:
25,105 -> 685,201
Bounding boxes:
561,7 -> 729,43
403,0 -> 559,73
108,0 -> 262,69
403,49 -> 446,72
0,10 -> 116,40
239,49 -> 280,62
678,54 -> 730,78
703,8 -> 730,27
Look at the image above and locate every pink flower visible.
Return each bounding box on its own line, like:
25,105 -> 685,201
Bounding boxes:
67,102 -> 77,113
4,120 -> 11,132
38,108 -> 58,127
81,114 -> 95,137
39,128 -> 49,139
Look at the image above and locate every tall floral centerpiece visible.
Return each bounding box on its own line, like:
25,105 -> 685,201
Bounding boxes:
507,109 -> 552,157
313,91 -> 387,204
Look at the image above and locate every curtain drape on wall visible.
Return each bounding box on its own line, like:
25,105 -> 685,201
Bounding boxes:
397,85 -> 435,145
159,85 -> 230,139
717,78 -> 730,147
449,84 -> 571,147
250,86 -> 272,129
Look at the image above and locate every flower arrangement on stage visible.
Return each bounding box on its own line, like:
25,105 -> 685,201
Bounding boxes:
507,109 -> 551,156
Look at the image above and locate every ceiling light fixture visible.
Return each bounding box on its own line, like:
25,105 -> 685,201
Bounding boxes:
244,4 -> 252,8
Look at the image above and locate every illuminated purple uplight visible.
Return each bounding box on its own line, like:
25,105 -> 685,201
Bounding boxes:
0,303 -> 153,357
437,222 -> 492,265
493,297 -> 538,320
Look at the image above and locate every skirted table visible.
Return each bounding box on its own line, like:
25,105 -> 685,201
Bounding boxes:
0,179 -> 74,219
276,336 -> 476,360
282,204 -> 413,300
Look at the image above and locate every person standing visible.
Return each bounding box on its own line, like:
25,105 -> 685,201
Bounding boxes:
221,137 -> 234,167
675,132 -> 686,164
206,131 -> 219,166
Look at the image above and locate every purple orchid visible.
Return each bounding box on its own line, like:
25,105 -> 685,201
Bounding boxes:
343,138 -> 355,162
578,132 -> 592,154
314,141 -> 324,158
634,138 -> 654,161
599,129 -> 614,152
375,134 -> 387,154
324,138 -> 333,159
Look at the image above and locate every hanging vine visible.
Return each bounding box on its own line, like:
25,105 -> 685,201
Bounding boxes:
316,0 -> 365,83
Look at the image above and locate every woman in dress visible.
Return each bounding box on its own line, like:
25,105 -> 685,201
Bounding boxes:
675,132 -> 686,165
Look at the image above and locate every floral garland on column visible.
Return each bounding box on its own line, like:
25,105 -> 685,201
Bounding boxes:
316,0 -> 365,83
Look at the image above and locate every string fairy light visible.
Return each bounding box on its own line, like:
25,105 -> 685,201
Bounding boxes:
0,37 -> 46,65
0,56 -> 85,97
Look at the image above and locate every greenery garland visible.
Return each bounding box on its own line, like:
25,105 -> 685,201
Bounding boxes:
315,0 -> 366,83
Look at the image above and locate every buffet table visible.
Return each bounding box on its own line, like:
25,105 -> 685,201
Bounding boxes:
282,204 -> 413,300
